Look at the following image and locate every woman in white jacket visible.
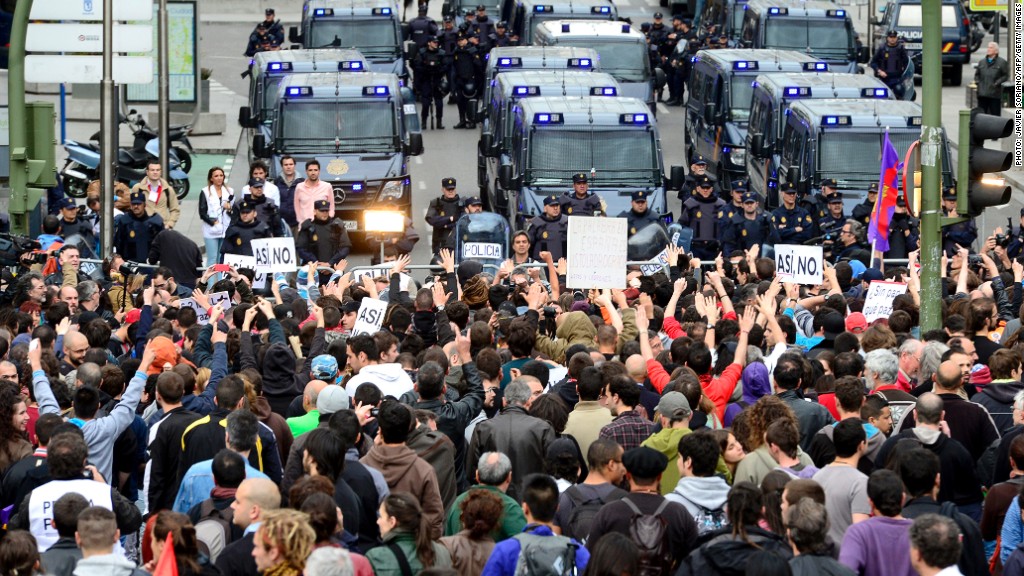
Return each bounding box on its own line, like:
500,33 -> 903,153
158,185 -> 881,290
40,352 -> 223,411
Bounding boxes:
198,167 -> 233,265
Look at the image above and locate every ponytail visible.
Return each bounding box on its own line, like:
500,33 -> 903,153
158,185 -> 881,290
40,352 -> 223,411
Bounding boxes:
383,493 -> 436,568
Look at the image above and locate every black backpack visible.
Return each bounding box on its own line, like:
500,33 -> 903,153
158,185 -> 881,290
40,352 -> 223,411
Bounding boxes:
623,498 -> 674,576
563,486 -> 609,544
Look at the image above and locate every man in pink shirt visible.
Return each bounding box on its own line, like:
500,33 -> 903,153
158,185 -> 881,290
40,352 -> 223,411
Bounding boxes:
293,159 -> 334,224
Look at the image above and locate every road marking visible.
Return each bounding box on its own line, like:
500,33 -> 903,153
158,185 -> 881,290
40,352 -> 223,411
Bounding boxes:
418,181 -> 426,190
415,156 -> 423,164
658,103 -> 670,115
223,158 -> 234,178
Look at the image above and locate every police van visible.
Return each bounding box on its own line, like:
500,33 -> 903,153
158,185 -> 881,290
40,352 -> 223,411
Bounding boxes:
699,0 -> 750,41
238,49 -> 369,133
533,20 -> 664,111
496,96 -> 682,225
478,70 -> 620,211
289,0 -> 407,79
685,49 -> 828,191
745,73 -> 892,202
508,0 -> 617,45
738,0 -> 863,73
250,72 -> 424,239
871,0 -> 970,85
777,99 -> 953,213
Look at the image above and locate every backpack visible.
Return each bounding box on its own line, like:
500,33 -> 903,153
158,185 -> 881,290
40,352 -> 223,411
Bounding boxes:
623,498 -> 674,576
563,486 -> 608,544
690,502 -> 728,537
194,500 -> 235,562
512,531 -> 578,576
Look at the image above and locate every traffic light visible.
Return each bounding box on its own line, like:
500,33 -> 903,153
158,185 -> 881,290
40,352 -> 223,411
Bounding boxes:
964,110 -> 1012,216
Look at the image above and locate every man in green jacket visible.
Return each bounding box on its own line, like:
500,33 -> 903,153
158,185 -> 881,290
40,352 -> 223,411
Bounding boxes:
641,392 -> 693,494
444,451 -> 526,541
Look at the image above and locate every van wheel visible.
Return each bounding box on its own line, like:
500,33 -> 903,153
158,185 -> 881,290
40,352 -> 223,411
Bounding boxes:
947,65 -> 963,86
481,188 -> 492,211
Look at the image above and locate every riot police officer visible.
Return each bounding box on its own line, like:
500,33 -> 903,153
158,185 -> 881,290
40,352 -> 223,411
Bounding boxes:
805,177 -> 838,221
426,177 -> 464,253
408,4 -> 439,50
851,182 -> 877,227
222,199 -> 273,259
942,189 -> 977,253
1006,208 -> 1024,260
681,175 -> 727,259
718,180 -> 748,247
723,192 -> 780,253
528,195 -> 569,261
233,178 -> 286,236
295,199 -> 352,266
113,191 -> 165,263
620,190 -> 666,239
771,184 -> 814,245
413,36 -> 449,129
464,196 -> 484,214
886,196 -> 919,258
488,21 -> 519,49
472,5 -> 495,51
452,33 -> 483,129
54,197 -> 96,249
870,30 -> 910,94
560,173 -> 604,216
678,155 -> 720,201
819,193 -> 847,259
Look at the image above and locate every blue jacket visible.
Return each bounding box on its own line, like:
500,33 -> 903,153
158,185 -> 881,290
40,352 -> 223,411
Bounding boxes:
481,524 -> 590,576
173,457 -> 269,514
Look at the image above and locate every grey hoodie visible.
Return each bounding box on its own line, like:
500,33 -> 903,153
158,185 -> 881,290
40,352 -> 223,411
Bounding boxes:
347,363 -> 415,398
73,553 -> 143,576
665,475 -> 731,523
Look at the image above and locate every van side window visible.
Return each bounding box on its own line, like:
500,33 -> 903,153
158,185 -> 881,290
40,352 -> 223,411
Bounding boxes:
781,121 -> 799,166
802,133 -> 814,175
511,114 -> 525,174
741,12 -> 756,45
690,70 -> 705,102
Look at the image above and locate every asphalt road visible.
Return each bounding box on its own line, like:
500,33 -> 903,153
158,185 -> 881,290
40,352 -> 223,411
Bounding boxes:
195,0 -> 996,272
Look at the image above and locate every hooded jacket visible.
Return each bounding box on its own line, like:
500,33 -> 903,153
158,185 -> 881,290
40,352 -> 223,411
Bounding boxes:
73,553 -> 147,576
407,424 -> 458,510
807,421 -> 886,472
665,475 -> 731,530
260,342 -> 303,416
641,427 -> 692,494
347,363 -> 415,400
723,363 -> 772,427
534,311 -> 597,364
734,444 -> 813,488
974,379 -> 1024,435
361,443 -> 445,539
675,527 -> 792,576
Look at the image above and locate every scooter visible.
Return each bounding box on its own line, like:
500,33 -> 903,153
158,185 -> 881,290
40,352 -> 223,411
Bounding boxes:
89,110 -> 195,174
61,137 -> 191,200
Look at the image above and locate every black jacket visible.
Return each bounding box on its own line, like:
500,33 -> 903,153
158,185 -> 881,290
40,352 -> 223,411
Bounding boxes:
148,229 -> 203,288
40,537 -> 83,576
295,216 -> 352,265
675,526 -> 792,576
148,406 -> 201,513
467,405 -> 556,491
902,496 -> 987,576
975,381 -> 1024,436
178,409 -> 283,485
214,532 -> 256,576
343,458 -> 384,551
874,431 -> 983,507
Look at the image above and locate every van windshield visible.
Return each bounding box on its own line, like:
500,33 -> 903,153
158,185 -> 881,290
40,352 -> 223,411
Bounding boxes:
896,5 -> 958,27
764,19 -> 850,54
277,100 -> 397,152
730,76 -> 755,122
818,131 -> 920,178
262,75 -> 288,119
568,41 -> 648,82
309,19 -> 399,56
527,129 -> 660,185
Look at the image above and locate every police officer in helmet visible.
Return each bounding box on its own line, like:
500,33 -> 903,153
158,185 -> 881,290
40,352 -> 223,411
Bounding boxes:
452,32 -> 483,129
426,177 -> 464,253
413,35 -> 450,129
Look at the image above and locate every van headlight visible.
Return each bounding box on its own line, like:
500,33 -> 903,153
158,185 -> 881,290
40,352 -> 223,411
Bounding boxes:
377,180 -> 404,201
729,147 -> 746,167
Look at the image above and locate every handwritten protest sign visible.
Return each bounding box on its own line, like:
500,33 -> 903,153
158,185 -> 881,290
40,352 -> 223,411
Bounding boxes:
566,216 -> 627,289
863,281 -> 908,322
352,298 -> 388,335
775,245 -> 823,285
252,238 -> 297,273
222,254 -> 266,289
178,291 -> 230,325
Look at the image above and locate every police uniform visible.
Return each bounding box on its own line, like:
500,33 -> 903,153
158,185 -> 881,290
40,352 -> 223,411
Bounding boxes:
295,199 -> 352,265
678,156 -> 720,201
409,6 -> 440,49
413,37 -> 449,128
941,191 -> 978,253
723,192 -> 780,253
452,34 -> 483,128
426,177 -> 464,253
619,190 -> 666,239
850,182 -> 877,227
886,198 -> 920,258
560,173 -> 604,217
681,175 -> 727,258
805,178 -> 838,223
487,22 -> 519,49
717,181 -> 749,248
113,192 -> 165,262
818,193 -> 847,239
1007,209 -> 1024,259
771,186 -> 814,244
870,33 -> 910,91
232,178 -> 286,237
55,198 -> 96,248
528,195 -> 569,261
222,199 -> 273,258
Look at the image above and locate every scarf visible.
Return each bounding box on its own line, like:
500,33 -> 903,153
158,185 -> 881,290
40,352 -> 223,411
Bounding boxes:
263,562 -> 302,576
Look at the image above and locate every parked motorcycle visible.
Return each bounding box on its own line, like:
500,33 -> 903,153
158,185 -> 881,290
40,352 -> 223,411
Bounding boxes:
86,110 -> 194,174
61,136 -> 191,200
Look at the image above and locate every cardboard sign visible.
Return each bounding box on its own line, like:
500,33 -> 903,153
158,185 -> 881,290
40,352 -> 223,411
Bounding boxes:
640,249 -> 670,276
222,254 -> 267,289
863,281 -> 909,322
566,216 -> 627,289
351,298 -> 388,336
178,291 -> 230,325
252,238 -> 297,273
775,244 -> 824,285
462,242 -> 503,259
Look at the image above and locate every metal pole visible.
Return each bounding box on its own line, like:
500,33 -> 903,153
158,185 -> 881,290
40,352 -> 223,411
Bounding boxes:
918,0 -> 944,333
7,0 -> 32,235
100,0 -> 116,256
158,0 -> 170,183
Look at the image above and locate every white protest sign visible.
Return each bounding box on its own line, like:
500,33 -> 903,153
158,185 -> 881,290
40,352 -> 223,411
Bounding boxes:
209,291 -> 233,311
566,216 -> 627,289
639,249 -> 670,276
252,238 -> 297,273
222,254 -> 266,289
462,242 -> 503,259
351,298 -> 388,336
179,291 -> 231,325
863,281 -> 909,322
775,244 -> 824,285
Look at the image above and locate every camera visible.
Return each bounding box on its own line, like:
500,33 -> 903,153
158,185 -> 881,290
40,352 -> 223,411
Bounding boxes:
119,261 -> 142,276
968,254 -> 983,268
370,408 -> 380,418
542,306 -> 558,318
22,252 -> 48,266
995,233 -> 1012,249
0,234 -> 42,268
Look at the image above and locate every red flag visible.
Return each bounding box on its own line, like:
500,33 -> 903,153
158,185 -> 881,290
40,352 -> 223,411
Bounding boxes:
153,533 -> 178,576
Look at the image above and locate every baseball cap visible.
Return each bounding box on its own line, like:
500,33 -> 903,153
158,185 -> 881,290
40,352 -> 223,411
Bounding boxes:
848,259 -> 866,279
124,309 -> 142,324
781,184 -> 797,195
465,196 -> 482,206
820,310 -> 847,340
731,179 -> 748,193
248,177 -> 265,188
631,190 -> 649,202
821,178 -> 837,188
313,199 -> 331,211
845,312 -> 868,334
130,191 -> 146,205
896,196 -> 907,207
56,197 -> 77,210
544,195 -> 560,206
942,189 -> 957,201
476,3 -> 486,9
887,29 -> 898,37
862,268 -> 885,283
442,177 -> 457,189
311,354 -> 339,380
316,385 -> 349,414
265,8 -> 275,15
696,175 -> 714,188
691,155 -> 708,166
572,172 -> 588,183
828,193 -> 843,203
497,20 -> 508,27
238,200 -> 256,213
622,447 -> 668,478
868,182 -> 879,193
653,11 -> 664,18
655,391 -> 692,420
741,192 -> 758,203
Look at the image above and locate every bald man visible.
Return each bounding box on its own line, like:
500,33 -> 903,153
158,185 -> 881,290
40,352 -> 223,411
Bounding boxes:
58,286 -> 79,315
931,360 -> 999,464
286,380 -> 328,437
60,332 -> 89,376
218,478 -> 281,576
625,354 -> 659,420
